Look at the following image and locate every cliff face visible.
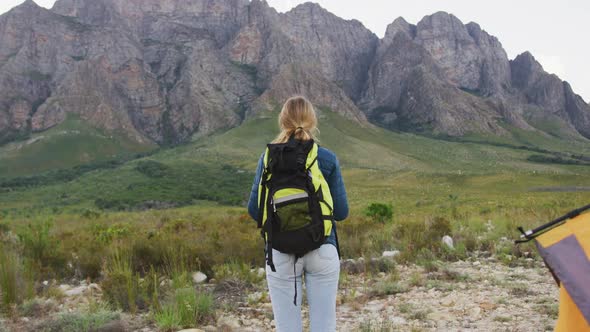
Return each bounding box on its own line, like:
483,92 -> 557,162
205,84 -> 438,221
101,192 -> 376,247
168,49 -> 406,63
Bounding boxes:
0,0 -> 589,146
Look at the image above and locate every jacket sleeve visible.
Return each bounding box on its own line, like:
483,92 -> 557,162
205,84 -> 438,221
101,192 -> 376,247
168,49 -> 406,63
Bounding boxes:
247,153 -> 265,221
326,156 -> 349,221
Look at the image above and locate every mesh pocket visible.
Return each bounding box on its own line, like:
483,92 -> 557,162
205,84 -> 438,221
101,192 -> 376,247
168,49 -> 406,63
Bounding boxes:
273,189 -> 311,232
276,200 -> 312,232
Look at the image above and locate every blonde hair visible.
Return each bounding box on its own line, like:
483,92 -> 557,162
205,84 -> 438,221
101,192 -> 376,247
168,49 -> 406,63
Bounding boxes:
272,96 -> 319,144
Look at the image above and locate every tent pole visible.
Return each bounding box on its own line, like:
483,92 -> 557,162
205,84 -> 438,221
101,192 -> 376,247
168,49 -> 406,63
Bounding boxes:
516,203 -> 590,243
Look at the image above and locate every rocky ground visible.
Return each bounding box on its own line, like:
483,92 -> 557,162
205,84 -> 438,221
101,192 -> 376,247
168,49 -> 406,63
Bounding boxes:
0,257 -> 558,332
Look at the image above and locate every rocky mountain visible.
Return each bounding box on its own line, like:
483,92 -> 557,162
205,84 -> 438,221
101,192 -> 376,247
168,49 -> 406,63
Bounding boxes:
0,0 -> 589,147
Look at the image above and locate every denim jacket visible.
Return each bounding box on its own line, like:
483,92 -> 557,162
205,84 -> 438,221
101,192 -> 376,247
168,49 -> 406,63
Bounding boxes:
247,146 -> 349,247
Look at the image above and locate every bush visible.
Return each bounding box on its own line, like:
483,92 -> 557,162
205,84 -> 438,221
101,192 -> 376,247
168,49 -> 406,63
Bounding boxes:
16,221 -> 68,278
370,276 -> 408,297
364,203 -> 393,224
154,288 -> 215,330
135,160 -> 169,178
101,249 -> 142,313
74,244 -> 106,280
164,247 -> 196,289
40,309 -> 120,332
131,236 -> 169,274
396,216 -> 453,262
0,246 -> 20,312
17,221 -> 52,262
0,242 -> 36,312
80,209 -> 101,219
91,223 -> 130,245
212,261 -> 263,287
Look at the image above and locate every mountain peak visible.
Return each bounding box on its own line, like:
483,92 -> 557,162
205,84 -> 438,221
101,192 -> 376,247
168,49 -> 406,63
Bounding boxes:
417,11 -> 464,29
14,0 -> 41,11
427,11 -> 459,21
513,51 -> 543,71
384,17 -> 415,40
290,2 -> 328,14
5,0 -> 46,17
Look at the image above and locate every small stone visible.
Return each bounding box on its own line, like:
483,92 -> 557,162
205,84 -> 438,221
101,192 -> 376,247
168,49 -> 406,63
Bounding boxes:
390,317 -> 407,325
177,329 -> 205,332
159,279 -> 171,287
247,292 -> 264,303
64,285 -> 88,297
469,306 -> 482,319
58,284 -> 71,292
42,280 -> 49,286
192,271 -> 207,284
382,250 -> 400,258
442,235 -> 454,249
472,261 -> 481,266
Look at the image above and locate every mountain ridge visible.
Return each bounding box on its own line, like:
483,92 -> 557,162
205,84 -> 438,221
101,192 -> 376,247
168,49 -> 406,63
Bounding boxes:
0,0 -> 589,148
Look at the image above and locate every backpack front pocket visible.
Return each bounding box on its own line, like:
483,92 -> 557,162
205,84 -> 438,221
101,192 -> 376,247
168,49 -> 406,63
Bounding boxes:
273,189 -> 312,232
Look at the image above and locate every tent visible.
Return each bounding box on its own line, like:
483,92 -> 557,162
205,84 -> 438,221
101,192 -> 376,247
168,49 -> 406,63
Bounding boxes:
517,204 -> 590,332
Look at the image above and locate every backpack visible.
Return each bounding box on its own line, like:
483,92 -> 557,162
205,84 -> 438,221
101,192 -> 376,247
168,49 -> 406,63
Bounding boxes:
256,136 -> 339,273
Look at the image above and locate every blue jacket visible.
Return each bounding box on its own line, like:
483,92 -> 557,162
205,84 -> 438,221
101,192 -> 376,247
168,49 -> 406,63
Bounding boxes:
247,146 -> 349,247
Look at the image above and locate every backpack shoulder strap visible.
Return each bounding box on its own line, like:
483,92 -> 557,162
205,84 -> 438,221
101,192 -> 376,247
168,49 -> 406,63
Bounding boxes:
257,147 -> 270,229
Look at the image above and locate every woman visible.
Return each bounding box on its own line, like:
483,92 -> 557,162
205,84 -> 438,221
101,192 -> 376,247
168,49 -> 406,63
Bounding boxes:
247,96 -> 349,332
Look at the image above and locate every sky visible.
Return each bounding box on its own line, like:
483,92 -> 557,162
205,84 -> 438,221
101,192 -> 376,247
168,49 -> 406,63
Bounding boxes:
1,0 -> 589,102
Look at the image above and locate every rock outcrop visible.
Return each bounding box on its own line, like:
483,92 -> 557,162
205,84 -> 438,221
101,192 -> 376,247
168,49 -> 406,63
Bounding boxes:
1,0 -> 589,146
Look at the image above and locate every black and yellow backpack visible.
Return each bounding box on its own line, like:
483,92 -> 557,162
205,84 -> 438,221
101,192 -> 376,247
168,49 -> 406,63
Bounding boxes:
256,135 -> 338,272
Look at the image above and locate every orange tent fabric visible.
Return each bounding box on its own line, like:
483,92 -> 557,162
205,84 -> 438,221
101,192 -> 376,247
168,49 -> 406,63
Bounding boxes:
536,212 -> 590,332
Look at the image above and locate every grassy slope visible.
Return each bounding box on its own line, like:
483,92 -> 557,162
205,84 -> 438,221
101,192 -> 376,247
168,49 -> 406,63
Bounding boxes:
1,109 -> 590,217
0,115 -> 155,177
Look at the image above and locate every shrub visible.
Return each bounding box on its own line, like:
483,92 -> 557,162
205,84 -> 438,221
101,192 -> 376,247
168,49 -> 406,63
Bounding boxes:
0,222 -> 9,235
40,309 -> 120,332
135,160 -> 169,178
364,203 -> 393,224
395,217 -> 453,262
131,236 -> 168,274
0,246 -> 20,311
154,288 -> 215,330
17,221 -> 52,262
144,266 -> 161,311
101,249 -> 142,313
153,305 -> 181,331
74,244 -> 106,280
16,221 -> 68,278
80,209 -> 101,219
164,247 -> 197,289
91,223 -> 130,245
212,261 -> 263,287
18,298 -> 43,317
370,278 -> 408,297
0,244 -> 35,312
358,319 -> 395,332
364,257 -> 397,275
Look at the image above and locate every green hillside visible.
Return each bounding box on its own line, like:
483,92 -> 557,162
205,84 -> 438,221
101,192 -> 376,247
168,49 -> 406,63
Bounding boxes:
0,114 -> 155,177
1,109 -> 590,217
